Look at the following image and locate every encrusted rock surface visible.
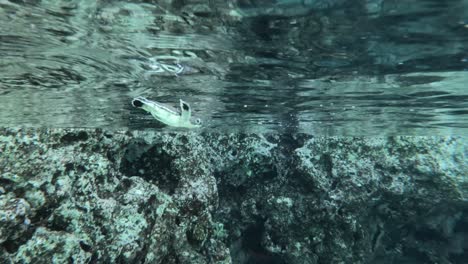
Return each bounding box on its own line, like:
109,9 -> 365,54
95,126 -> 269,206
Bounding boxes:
0,128 -> 466,263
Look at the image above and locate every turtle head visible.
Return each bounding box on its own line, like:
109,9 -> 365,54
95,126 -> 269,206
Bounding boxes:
132,97 -> 156,113
132,97 -> 145,108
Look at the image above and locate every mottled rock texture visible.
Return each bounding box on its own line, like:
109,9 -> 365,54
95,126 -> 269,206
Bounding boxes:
0,128 -> 466,264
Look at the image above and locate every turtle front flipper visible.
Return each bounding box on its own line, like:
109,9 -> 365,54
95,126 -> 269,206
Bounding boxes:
179,99 -> 192,123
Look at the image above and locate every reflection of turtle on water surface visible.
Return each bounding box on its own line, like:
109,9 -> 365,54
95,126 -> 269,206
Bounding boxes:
132,97 -> 202,128
145,56 -> 199,77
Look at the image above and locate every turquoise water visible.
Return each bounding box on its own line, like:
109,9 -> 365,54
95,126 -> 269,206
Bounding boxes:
0,0 -> 467,134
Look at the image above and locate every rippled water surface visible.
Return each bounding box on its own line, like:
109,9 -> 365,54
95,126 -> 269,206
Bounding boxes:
1,0 -> 467,134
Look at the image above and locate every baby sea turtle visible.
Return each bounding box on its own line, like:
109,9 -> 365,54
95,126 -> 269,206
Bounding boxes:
132,96 -> 202,128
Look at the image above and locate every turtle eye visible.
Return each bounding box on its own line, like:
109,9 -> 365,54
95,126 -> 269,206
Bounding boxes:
195,119 -> 202,124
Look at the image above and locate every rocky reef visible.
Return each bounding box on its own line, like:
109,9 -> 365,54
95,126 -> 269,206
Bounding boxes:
0,128 -> 466,263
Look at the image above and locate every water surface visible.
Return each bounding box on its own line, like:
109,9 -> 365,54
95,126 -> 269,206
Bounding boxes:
1,0 -> 467,135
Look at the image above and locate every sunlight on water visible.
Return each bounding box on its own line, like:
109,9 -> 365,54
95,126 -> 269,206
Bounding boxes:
0,0 -> 467,135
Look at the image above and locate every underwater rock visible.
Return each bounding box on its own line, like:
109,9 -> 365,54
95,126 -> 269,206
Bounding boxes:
0,128 -> 466,264
0,196 -> 31,245
14,227 -> 91,264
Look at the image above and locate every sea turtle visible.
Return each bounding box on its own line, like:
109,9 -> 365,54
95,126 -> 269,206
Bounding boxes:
132,96 -> 202,128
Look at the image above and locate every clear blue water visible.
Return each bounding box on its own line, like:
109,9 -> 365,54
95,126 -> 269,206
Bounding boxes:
0,0 -> 467,134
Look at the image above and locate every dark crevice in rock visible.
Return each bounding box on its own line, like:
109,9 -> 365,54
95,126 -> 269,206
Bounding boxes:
180,197 -> 205,216
64,162 -> 74,173
48,212 -> 71,233
161,246 -> 180,264
135,248 -> 149,264
115,177 -> 134,193
0,178 -> 16,191
60,131 -> 89,144
241,220 -> 285,264
278,134 -> 308,153
31,198 -> 61,229
186,229 -> 199,248
242,220 -> 266,253
2,239 -> 19,254
1,227 -> 35,254
51,170 -> 62,185
106,149 -> 116,163
120,140 -> 179,195
138,194 -> 159,217
79,241 -> 92,252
